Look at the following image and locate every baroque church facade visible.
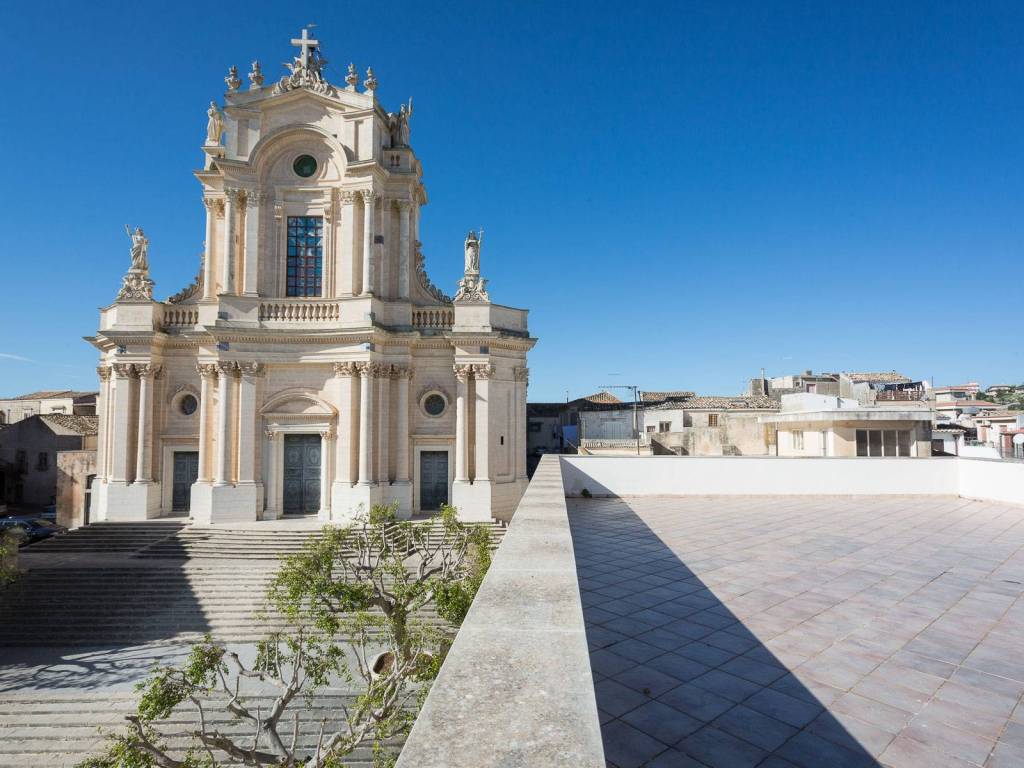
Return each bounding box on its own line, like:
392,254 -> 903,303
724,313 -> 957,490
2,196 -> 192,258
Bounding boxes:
88,31 -> 534,524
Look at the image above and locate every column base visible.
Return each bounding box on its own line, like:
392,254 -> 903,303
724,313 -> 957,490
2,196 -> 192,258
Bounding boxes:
95,480 -> 162,521
450,479 -> 493,522
382,480 -> 413,520
190,482 -> 261,525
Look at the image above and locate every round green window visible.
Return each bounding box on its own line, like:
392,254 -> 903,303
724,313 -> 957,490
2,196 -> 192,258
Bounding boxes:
293,154 -> 318,178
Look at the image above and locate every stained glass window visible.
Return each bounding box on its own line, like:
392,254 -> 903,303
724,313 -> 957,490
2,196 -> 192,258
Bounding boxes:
286,216 -> 323,297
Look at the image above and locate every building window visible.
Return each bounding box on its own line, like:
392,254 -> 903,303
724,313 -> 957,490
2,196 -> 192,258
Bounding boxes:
658,421 -> 672,433
792,430 -> 804,450
708,413 -> 719,427
645,426 -> 656,433
179,394 -> 198,416
420,391 -> 448,418
856,429 -> 912,457
36,452 -> 48,471
286,216 -> 323,297
292,154 -> 318,178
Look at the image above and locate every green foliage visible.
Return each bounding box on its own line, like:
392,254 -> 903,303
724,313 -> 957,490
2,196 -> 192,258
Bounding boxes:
0,531 -> 19,586
77,502 -> 493,768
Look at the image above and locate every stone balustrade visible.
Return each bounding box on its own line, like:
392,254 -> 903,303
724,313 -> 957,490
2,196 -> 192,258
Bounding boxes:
412,307 -> 454,329
159,306 -> 199,328
258,299 -> 341,322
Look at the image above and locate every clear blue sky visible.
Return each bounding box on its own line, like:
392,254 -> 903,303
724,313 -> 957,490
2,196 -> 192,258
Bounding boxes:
1,1 -> 1022,402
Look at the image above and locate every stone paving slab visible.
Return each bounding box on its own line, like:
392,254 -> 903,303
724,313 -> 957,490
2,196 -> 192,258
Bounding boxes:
568,496 -> 1024,768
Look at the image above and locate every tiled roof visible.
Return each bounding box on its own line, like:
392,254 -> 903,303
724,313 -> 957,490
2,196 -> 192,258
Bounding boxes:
640,391 -> 696,403
39,414 -> 99,436
5,390 -> 97,401
579,392 -> 621,404
648,395 -> 779,411
843,372 -> 912,384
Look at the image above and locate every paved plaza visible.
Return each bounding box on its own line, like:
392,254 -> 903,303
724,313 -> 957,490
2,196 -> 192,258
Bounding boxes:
568,496 -> 1024,768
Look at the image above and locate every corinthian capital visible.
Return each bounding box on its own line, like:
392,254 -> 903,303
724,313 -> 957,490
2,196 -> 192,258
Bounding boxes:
224,187 -> 244,204
137,363 -> 163,379
245,191 -> 268,207
96,365 -> 112,381
216,361 -> 238,377
196,362 -> 219,379
111,362 -> 136,378
333,361 -> 358,378
514,366 -> 530,383
359,188 -> 378,203
472,363 -> 495,380
453,363 -> 473,382
238,362 -> 265,377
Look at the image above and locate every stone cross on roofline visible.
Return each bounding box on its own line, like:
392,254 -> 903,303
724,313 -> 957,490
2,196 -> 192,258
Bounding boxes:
291,27 -> 319,70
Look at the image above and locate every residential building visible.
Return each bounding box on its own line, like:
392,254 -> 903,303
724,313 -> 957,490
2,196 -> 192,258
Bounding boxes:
975,411 -> 1024,455
645,395 -> 778,455
526,392 -> 622,463
86,31 -> 533,525
760,393 -> 932,457
0,414 -> 98,509
933,383 -> 981,403
0,391 -> 97,426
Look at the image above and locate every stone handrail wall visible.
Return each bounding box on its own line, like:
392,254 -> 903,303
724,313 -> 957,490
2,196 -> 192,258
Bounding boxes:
395,455 -> 604,767
258,300 -> 341,322
412,307 -> 454,329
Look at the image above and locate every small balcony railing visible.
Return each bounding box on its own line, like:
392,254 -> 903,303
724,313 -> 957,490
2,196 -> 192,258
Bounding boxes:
412,307 -> 454,330
258,300 -> 341,322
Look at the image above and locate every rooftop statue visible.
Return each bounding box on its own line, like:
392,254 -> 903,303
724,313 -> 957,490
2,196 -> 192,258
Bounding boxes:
125,225 -> 149,272
205,101 -> 223,145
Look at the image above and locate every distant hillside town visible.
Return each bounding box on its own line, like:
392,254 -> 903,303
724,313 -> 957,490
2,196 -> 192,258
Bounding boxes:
527,371 -> 1024,471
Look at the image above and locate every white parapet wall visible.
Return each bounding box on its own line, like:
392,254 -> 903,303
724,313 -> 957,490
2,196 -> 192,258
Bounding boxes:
559,455 -> 1024,507
957,458 -> 1024,506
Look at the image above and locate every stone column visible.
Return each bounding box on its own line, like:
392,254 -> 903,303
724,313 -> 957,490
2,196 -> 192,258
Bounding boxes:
360,190 -> 376,296
202,198 -> 219,300
134,364 -> 161,484
109,363 -> 136,483
236,363 -> 263,483
242,192 -> 264,297
473,364 -> 493,482
196,363 -> 217,482
95,366 -> 111,479
221,189 -> 240,295
378,367 -> 391,483
319,428 -> 334,517
397,200 -> 411,300
323,190 -> 337,297
338,192 -> 357,295
514,367 -> 529,480
454,364 -> 471,483
214,362 -> 236,486
264,428 -> 282,519
331,363 -> 358,485
357,362 -> 375,485
394,367 -> 411,483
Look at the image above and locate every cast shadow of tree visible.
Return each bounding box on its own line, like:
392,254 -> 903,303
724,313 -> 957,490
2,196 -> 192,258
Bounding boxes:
568,497 -> 880,768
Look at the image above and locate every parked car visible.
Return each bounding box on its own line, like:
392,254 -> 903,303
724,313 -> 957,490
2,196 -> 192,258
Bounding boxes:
0,517 -> 68,546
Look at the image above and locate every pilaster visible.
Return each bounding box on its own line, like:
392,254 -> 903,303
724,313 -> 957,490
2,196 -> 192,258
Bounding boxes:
214,361 -> 236,486
242,191 -> 265,296
397,200 -> 411,300
360,190 -> 377,296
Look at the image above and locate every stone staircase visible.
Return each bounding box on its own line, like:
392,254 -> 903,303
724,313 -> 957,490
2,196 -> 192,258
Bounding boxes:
0,693 -> 408,767
24,520 -> 187,553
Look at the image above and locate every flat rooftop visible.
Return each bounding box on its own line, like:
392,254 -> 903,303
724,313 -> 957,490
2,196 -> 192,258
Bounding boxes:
569,495 -> 1024,768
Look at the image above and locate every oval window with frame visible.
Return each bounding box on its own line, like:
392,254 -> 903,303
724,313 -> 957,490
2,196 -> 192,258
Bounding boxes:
179,394 -> 198,416
293,154 -> 318,178
423,393 -> 446,417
